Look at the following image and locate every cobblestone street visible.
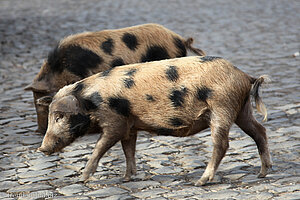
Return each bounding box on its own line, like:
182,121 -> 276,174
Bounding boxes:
0,0 -> 299,199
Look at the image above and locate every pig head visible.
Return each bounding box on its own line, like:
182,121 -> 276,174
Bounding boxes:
25,61 -> 81,134
38,95 -> 90,155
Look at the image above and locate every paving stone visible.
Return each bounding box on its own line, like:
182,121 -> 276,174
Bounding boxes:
142,146 -> 179,155
254,192 -> 274,199
151,175 -> 178,183
49,196 -> 90,200
59,157 -> 86,164
151,166 -> 183,175
18,169 -> 53,179
276,103 -> 300,111
18,176 -> 56,184
269,184 -> 300,193
27,156 -> 60,166
60,149 -> 91,158
57,184 -> 89,196
7,183 -> 53,193
274,191 -> 300,200
18,190 -> 56,200
29,161 -> 56,170
276,126 -> 299,134
100,194 -> 136,200
49,169 -> 77,178
230,138 -> 253,149
178,156 -> 206,169
223,173 -> 245,181
0,192 -> 9,199
148,161 -> 164,169
0,176 -> 10,182
17,168 -> 29,173
200,190 -> 239,199
163,187 -> 206,198
86,177 -> 122,189
132,188 -> 168,199
276,140 -> 299,149
20,137 -> 42,145
0,169 -> 16,178
49,178 -> 77,188
64,162 -> 86,172
220,161 -> 250,172
121,180 -> 161,191
85,187 -> 128,198
0,181 -> 20,192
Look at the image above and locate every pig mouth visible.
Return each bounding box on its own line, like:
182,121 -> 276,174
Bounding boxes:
38,143 -> 64,155
37,146 -> 54,155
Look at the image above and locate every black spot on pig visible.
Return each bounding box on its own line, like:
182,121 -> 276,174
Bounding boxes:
173,37 -> 187,57
166,66 -> 179,82
73,82 -> 85,95
101,38 -> 114,55
125,68 -> 137,77
199,56 -> 221,62
111,58 -> 125,68
145,94 -> 155,102
108,97 -> 131,117
155,127 -> 174,135
141,46 -> 170,63
48,45 -> 103,78
196,86 -> 213,102
122,33 -> 138,51
169,87 -> 188,107
47,44 -> 61,72
81,92 -> 103,111
89,92 -> 103,107
69,113 -> 91,137
124,78 -> 135,88
100,68 -> 113,77
169,117 -> 184,127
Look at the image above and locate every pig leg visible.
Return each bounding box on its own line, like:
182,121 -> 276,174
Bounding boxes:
81,125 -> 126,181
121,131 -> 137,181
235,98 -> 272,178
196,114 -> 231,186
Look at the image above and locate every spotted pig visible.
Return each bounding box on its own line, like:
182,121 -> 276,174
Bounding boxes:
38,56 -> 272,186
25,23 -> 205,134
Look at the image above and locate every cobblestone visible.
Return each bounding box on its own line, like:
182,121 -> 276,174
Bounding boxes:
1,0 -> 299,199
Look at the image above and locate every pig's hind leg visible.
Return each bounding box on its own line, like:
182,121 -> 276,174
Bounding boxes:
81,122 -> 127,181
121,131 -> 137,181
235,97 -> 272,178
196,111 -> 231,186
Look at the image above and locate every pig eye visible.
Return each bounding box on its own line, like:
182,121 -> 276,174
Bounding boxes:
55,113 -> 64,123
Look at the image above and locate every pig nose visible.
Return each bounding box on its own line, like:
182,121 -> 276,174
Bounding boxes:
37,147 -> 49,155
37,147 -> 44,152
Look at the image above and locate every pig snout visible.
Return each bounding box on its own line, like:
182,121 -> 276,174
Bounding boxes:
37,146 -> 53,155
38,134 -> 57,155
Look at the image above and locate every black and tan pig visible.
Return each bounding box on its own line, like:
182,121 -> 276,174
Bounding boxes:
37,56 -> 272,186
24,23 -> 205,134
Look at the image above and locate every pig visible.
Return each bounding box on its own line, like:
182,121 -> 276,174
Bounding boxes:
24,23 -> 206,134
37,56 -> 272,186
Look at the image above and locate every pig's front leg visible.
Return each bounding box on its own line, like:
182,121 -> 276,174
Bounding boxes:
121,131 -> 137,181
81,128 -> 124,181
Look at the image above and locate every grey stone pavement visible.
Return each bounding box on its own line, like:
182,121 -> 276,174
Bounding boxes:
0,0 -> 299,199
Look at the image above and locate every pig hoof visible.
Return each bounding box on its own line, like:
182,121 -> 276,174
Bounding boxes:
257,172 -> 267,178
81,173 -> 90,182
123,177 -> 131,182
195,180 -> 207,186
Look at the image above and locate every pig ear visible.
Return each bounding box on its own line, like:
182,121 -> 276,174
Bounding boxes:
36,96 -> 53,106
24,80 -> 50,92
